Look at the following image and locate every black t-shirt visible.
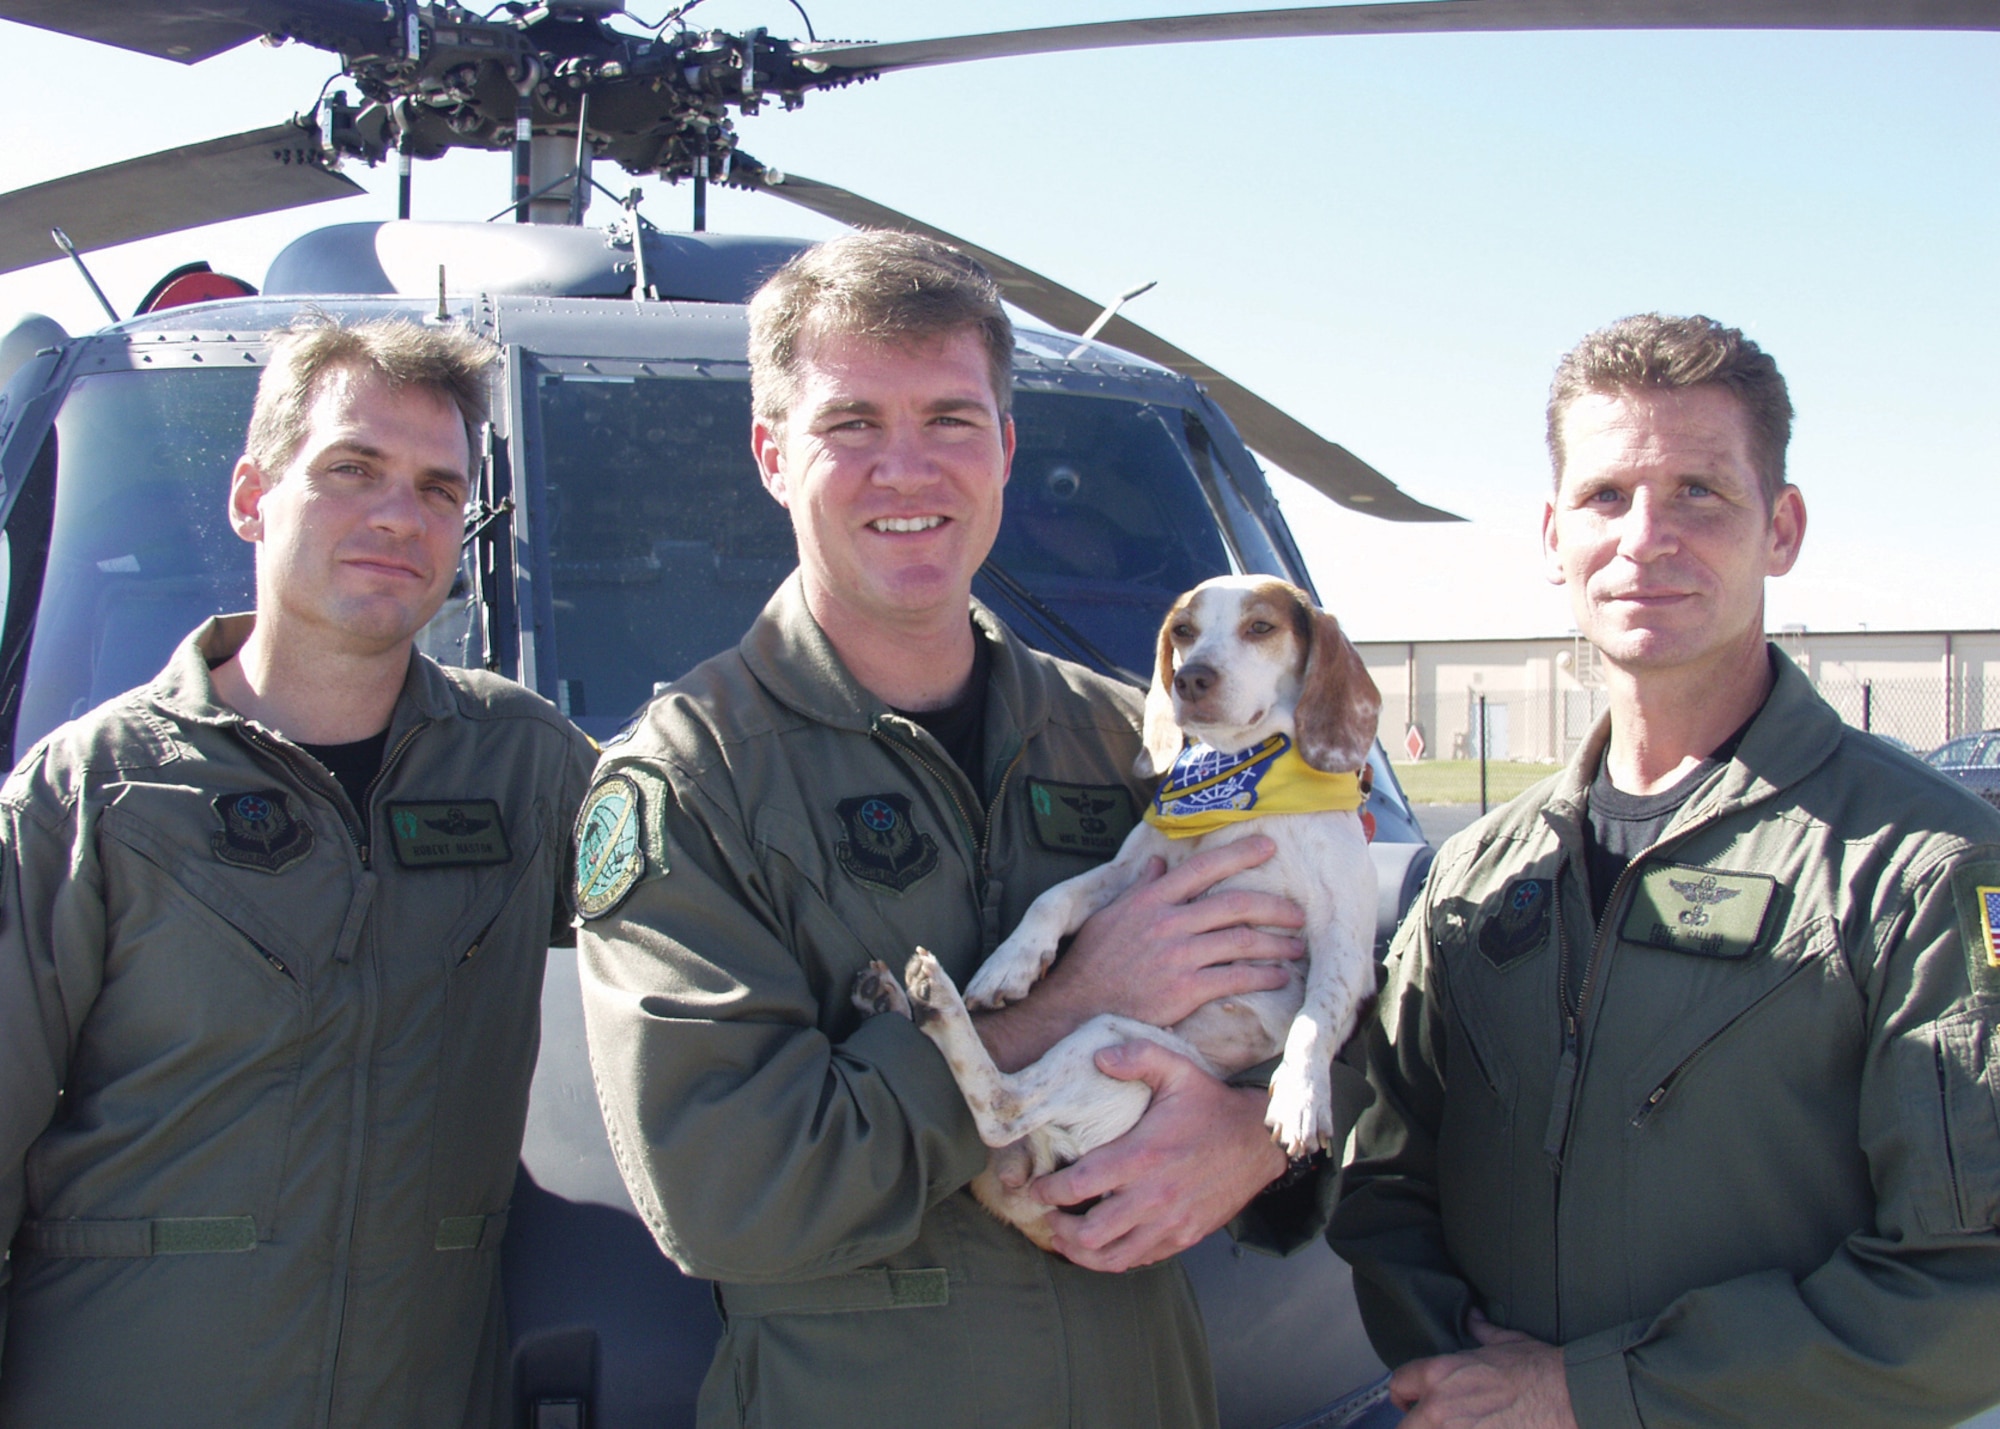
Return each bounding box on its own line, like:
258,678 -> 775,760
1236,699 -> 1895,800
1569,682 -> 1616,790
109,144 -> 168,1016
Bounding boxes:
893,628 -> 993,794
1584,714 -> 1755,924
300,729 -> 390,814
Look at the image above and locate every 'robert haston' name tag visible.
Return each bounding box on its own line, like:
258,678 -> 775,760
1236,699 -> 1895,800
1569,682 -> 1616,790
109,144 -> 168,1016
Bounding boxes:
387,800 -> 511,868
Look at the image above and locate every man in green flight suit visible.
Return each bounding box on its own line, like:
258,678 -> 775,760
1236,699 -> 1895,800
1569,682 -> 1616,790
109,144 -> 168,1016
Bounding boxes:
0,318 -> 595,1427
575,231 -> 1346,1426
1329,313 -> 2000,1427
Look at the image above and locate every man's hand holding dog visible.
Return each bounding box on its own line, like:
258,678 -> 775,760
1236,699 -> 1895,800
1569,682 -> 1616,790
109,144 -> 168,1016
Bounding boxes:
974,834 -> 1305,1074
1031,1041 -> 1285,1272
962,835 -> 1304,1272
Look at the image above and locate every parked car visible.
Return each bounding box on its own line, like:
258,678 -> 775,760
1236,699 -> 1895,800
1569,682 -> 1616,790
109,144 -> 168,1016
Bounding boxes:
1923,731 -> 2000,809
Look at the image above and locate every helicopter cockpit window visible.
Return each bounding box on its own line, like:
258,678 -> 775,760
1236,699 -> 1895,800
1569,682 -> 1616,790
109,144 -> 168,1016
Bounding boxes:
13,369 -> 261,757
980,391 -> 1232,682
11,366 -> 482,762
535,369 -> 795,736
533,371 -> 1233,737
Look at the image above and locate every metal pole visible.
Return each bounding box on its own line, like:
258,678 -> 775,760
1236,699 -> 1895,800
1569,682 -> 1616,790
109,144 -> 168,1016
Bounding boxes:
693,134 -> 708,232
1862,682 -> 1872,733
1479,693 -> 1489,815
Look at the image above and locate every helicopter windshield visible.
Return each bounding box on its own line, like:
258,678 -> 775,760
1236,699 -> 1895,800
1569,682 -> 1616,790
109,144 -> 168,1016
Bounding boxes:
8,367 -> 480,761
9,361 -> 1239,758
532,370 -> 1233,736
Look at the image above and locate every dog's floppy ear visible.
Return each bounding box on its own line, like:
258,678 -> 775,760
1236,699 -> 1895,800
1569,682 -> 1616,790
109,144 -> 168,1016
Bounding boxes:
1135,605 -> 1184,780
1293,600 -> 1382,773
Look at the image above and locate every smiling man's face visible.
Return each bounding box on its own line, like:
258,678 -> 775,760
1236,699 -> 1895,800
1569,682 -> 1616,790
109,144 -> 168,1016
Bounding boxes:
1544,384 -> 1805,683
754,324 -> 1014,645
230,364 -> 471,657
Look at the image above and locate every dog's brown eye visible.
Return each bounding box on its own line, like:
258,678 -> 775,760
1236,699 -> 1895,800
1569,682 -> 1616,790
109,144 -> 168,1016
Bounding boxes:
1171,623 -> 1195,639
1247,621 -> 1275,636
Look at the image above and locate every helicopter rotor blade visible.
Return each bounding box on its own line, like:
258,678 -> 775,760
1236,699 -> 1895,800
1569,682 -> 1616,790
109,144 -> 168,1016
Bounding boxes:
800,0 -> 2000,74
0,0 -> 398,64
733,162 -> 1460,523
0,122 -> 364,278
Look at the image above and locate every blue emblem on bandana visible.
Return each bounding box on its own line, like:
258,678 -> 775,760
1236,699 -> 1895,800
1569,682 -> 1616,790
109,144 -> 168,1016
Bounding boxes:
1152,736 -> 1288,820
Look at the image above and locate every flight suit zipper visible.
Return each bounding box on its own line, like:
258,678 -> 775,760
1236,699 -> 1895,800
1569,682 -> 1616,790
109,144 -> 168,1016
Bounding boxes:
1544,805 -> 1718,1341
240,715 -> 430,1407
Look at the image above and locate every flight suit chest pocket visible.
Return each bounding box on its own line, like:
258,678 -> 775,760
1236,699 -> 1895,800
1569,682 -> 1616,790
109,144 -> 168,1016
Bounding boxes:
96,797 -> 331,989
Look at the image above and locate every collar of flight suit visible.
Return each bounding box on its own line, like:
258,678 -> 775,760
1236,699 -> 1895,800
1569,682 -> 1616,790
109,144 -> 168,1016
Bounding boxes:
144,613 -> 461,744
1538,644 -> 1847,852
737,572 -> 1058,756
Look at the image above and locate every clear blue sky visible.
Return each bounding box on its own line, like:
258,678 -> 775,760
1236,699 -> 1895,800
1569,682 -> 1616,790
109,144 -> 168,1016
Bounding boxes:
2,4 -> 1993,640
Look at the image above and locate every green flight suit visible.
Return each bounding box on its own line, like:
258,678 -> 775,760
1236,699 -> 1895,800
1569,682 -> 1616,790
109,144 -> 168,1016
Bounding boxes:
0,616 -> 595,1428
1329,650 -> 2000,1427
577,578 -> 1220,1428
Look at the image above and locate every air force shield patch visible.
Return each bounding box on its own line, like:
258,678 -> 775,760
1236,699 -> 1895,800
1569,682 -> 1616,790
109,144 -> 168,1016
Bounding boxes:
211,789 -> 314,874
1478,878 -> 1551,969
836,793 -> 939,895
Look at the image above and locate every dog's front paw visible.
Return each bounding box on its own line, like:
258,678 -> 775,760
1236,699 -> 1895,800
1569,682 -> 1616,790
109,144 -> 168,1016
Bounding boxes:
1264,1059 -> 1334,1160
851,960 -> 913,1020
963,931 -> 1058,1010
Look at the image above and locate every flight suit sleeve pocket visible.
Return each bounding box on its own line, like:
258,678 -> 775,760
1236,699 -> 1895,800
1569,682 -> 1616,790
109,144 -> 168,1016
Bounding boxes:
1897,1009 -> 2000,1234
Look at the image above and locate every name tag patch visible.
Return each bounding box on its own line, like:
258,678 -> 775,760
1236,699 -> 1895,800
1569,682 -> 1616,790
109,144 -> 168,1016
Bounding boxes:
1622,864 -> 1776,959
212,789 -> 314,874
387,800 -> 510,869
1027,779 -> 1136,858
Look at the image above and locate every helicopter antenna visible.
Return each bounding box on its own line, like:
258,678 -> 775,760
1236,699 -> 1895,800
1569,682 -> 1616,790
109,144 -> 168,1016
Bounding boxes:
1066,280 -> 1157,359
567,91 -> 593,225
49,228 -> 119,324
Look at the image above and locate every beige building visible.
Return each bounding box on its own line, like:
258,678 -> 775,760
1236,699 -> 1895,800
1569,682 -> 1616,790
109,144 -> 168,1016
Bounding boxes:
1359,628 -> 2000,765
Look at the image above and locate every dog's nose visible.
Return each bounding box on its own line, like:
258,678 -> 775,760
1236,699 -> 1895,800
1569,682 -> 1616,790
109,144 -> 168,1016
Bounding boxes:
1174,663 -> 1218,702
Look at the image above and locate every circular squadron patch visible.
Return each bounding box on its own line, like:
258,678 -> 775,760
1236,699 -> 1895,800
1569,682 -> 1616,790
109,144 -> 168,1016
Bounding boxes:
575,773 -> 649,919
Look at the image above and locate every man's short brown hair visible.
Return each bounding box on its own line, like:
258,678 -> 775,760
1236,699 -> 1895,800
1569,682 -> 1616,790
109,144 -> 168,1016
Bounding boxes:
748,231 -> 1014,429
1546,313 -> 1794,506
246,316 -> 497,477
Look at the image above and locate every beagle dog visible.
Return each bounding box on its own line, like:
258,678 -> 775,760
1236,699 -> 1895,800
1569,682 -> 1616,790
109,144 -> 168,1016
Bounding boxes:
852,575 -> 1381,1249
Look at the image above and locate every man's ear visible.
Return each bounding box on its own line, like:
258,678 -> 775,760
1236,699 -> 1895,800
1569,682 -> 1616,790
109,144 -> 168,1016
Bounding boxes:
1000,415 -> 1016,487
1765,484 -> 1807,577
1541,499 -> 1565,586
752,419 -> 789,506
228,457 -> 270,543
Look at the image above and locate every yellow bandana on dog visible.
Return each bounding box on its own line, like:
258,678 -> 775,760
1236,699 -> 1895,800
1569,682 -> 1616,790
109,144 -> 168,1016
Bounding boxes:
1143,734 -> 1366,839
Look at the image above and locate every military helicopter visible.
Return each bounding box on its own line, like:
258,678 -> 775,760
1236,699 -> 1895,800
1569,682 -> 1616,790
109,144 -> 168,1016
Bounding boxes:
0,3 -> 1996,1427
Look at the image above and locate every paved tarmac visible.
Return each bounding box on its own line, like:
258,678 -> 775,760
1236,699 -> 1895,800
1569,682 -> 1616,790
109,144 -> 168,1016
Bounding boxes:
1411,802 -> 1485,846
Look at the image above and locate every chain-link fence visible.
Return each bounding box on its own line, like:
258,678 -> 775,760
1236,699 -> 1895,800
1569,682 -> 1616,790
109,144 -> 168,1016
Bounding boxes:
1382,672 -> 2000,768
1813,674 -> 2000,751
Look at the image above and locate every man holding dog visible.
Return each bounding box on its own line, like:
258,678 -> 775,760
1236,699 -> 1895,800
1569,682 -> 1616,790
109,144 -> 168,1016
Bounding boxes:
576,232 -> 1344,1426
1330,314 -> 2000,1426
0,318 -> 595,1425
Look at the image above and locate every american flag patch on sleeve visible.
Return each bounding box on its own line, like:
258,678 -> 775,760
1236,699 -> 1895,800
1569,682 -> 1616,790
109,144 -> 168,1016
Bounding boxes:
1980,888 -> 2000,969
